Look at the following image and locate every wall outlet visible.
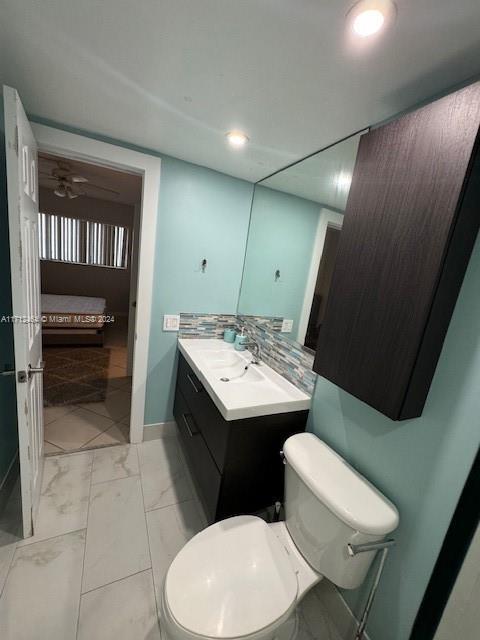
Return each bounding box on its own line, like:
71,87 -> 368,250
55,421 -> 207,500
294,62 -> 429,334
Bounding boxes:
281,318 -> 294,333
163,314 -> 180,331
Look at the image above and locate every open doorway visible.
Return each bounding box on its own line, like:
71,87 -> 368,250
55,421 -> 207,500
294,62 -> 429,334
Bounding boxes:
38,154 -> 142,453
304,224 -> 341,350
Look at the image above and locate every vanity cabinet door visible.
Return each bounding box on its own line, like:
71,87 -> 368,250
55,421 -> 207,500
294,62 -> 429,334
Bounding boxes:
177,354 -> 229,469
314,82 -> 480,420
173,387 -> 221,520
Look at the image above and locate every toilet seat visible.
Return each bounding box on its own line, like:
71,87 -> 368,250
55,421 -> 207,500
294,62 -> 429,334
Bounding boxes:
164,516 -> 299,639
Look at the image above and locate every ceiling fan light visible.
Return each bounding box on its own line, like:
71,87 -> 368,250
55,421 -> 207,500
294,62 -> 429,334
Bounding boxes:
54,186 -> 66,197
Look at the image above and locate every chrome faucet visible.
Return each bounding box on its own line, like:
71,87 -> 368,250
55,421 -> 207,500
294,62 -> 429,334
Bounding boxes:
244,338 -> 261,364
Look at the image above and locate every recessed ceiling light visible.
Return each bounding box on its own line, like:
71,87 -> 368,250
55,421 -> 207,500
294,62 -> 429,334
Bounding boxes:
347,0 -> 396,38
226,130 -> 249,148
353,9 -> 384,36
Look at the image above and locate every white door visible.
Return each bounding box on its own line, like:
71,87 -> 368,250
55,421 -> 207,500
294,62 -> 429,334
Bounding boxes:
4,86 -> 44,538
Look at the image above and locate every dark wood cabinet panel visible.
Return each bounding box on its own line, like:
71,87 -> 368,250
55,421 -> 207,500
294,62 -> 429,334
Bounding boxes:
174,388 -> 222,520
177,355 -> 229,469
174,353 -> 308,521
314,82 -> 480,420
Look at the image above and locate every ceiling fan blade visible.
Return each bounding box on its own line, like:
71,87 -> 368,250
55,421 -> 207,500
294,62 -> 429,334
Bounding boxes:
84,183 -> 120,195
70,175 -> 88,183
67,190 -> 79,199
54,186 -> 67,198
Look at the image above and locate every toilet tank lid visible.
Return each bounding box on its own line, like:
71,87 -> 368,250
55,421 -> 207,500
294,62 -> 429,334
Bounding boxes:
283,433 -> 399,536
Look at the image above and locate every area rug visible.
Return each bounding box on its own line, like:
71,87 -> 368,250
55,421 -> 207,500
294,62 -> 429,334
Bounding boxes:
43,347 -> 114,407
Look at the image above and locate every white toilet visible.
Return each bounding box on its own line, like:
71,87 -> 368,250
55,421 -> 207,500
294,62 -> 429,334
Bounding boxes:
160,433 -> 399,640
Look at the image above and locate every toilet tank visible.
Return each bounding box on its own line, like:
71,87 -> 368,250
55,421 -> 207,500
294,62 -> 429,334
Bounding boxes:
283,433 -> 399,590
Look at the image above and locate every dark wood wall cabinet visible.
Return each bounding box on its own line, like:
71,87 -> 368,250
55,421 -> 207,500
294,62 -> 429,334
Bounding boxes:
174,353 -> 308,522
314,82 -> 480,420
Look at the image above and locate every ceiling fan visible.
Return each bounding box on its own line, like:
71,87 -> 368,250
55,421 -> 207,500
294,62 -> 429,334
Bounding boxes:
39,157 -> 120,199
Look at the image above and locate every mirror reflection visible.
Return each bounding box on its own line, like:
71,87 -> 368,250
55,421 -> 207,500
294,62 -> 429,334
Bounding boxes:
238,131 -> 363,351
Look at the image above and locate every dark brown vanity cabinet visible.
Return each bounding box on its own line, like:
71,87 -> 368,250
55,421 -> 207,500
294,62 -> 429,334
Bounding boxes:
314,82 -> 480,420
174,353 -> 308,522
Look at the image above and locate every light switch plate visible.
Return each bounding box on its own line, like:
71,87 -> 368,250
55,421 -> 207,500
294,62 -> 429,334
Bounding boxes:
163,314 -> 180,331
281,318 -> 294,333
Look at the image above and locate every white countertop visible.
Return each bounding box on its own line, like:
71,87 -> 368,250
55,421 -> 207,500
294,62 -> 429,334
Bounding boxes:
177,338 -> 311,421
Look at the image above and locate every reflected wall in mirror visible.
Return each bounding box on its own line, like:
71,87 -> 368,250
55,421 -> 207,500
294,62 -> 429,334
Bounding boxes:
238,131 -> 364,351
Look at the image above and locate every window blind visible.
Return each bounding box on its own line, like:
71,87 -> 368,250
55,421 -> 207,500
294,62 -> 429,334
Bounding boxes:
38,212 -> 129,269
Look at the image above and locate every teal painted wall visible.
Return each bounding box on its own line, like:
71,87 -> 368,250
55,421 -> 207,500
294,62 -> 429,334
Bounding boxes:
238,185 -> 319,334
0,98 -> 19,486
26,116 -> 480,640
308,233 -> 480,640
144,157 -> 253,423
26,117 -> 254,426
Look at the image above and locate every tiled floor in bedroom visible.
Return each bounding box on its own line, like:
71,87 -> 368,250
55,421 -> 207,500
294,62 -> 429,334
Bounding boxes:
0,431 -> 343,640
43,320 -> 132,453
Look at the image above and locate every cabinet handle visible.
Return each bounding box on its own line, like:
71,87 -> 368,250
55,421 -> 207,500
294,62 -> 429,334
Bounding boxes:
187,373 -> 203,393
182,413 -> 199,437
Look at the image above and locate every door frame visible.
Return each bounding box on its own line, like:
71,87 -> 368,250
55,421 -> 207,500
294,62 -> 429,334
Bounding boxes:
409,447 -> 480,639
297,207 -> 344,345
32,123 -> 161,443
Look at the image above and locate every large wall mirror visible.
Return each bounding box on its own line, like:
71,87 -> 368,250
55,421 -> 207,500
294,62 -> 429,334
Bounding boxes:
238,131 -> 364,352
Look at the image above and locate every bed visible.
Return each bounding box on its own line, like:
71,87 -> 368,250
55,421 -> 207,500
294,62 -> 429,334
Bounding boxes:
41,294 -> 107,345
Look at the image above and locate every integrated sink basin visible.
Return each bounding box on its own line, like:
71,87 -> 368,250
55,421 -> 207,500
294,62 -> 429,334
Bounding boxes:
195,349 -> 244,369
177,338 -> 312,420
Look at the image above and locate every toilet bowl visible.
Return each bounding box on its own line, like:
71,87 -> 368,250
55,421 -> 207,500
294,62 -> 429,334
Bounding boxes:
161,433 -> 399,640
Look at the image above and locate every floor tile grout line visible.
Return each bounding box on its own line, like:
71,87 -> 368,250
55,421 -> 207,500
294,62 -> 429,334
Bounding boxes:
43,402 -> 80,426
45,404 -> 131,452
87,441 -> 137,483
79,456 -> 153,597
75,402 -> 131,424
74,417 -> 120,449
44,447 -> 104,459
143,497 -> 197,515
15,526 -> 88,548
137,443 -> 163,632
91,470 -> 140,487
80,418 -> 131,450
144,496 -> 192,514
44,438 -> 66,451
79,567 -> 153,597
0,541 -> 19,601
75,450 -> 95,640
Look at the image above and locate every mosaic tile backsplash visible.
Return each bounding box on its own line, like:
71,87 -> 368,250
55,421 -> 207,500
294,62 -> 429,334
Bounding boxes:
178,312 -> 316,396
238,315 -> 284,332
178,313 -> 236,338
237,315 -> 316,396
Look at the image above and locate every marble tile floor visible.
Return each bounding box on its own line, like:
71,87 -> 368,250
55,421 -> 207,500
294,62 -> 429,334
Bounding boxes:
44,385 -> 131,453
0,432 -> 344,640
43,337 -> 131,454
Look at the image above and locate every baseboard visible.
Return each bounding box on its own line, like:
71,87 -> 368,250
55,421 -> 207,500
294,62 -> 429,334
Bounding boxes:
143,421 -> 178,440
316,580 -> 371,640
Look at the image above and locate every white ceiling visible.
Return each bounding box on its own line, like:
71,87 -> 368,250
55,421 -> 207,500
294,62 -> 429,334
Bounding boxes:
39,153 -> 143,205
1,1 -> 479,183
